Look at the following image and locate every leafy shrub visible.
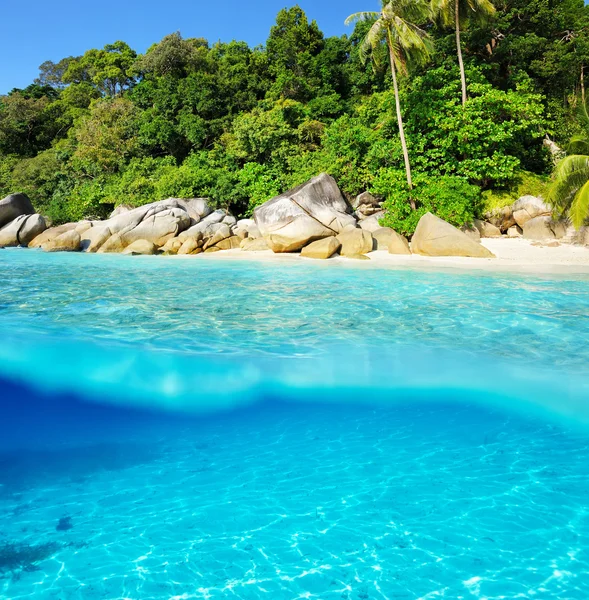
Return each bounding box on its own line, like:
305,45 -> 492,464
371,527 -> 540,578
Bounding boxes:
375,171 -> 482,236
481,170 -> 551,212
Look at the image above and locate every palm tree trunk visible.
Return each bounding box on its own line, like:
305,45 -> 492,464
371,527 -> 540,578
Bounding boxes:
455,0 -> 467,107
387,36 -> 416,210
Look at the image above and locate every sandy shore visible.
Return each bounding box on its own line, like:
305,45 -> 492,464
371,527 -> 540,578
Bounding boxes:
172,238 -> 589,276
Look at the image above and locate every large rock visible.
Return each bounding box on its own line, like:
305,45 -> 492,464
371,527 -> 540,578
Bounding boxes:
461,223 -> 481,242
95,199 -> 197,251
81,226 -> 111,253
203,224 -> 231,249
473,219 -> 502,238
0,214 -> 46,247
358,213 -> 385,232
523,216 -> 558,240
177,210 -> 228,242
29,223 -> 78,248
0,193 -> 35,228
42,230 -> 81,252
178,237 -> 201,255
371,227 -> 410,254
353,192 -> 383,220
254,174 -> 356,252
215,236 -> 241,250
485,206 -> 515,232
97,233 -> 125,253
121,239 -> 157,255
233,219 -> 260,240
337,228 -> 374,256
512,196 -> 551,228
301,237 -> 341,259
411,213 -> 495,258
507,225 -> 523,238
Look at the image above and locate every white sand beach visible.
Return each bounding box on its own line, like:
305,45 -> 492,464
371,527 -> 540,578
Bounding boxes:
172,237 -> 589,275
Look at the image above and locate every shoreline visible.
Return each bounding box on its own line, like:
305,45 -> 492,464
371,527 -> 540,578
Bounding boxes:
168,238 -> 589,276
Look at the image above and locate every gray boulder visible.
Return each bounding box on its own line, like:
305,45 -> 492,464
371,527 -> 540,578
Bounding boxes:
484,205 -> 516,232
0,193 -> 35,228
512,196 -> 551,228
0,214 -> 46,247
507,225 -> 523,238
473,219 -> 502,238
254,174 -> 356,252
358,213 -> 385,232
372,227 -> 410,254
460,223 -> 481,242
411,213 -> 495,258
523,216 -> 562,240
353,191 -> 382,220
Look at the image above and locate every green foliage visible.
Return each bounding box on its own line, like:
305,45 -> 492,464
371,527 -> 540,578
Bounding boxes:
0,2 -> 587,224
377,172 -> 481,235
482,171 -> 550,211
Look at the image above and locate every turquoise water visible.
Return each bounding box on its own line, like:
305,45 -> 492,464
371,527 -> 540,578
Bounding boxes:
1,248 -> 589,598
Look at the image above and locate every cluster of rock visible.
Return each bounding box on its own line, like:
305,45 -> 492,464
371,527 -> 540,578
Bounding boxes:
484,195 -> 574,242
0,194 -> 47,248
1,173 -> 586,260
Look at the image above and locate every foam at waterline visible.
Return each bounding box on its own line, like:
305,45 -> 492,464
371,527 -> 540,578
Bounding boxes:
1,331 -> 588,427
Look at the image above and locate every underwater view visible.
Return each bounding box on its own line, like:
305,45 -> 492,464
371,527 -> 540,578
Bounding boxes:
1,248 -> 589,599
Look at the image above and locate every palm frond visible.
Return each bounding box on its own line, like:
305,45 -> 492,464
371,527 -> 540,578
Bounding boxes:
570,179 -> 589,228
548,155 -> 589,215
466,0 -> 496,22
345,11 -> 379,26
567,134 -> 589,155
431,0 -> 455,26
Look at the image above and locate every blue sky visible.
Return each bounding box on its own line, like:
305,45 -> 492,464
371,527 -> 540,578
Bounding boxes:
1,0 -> 373,94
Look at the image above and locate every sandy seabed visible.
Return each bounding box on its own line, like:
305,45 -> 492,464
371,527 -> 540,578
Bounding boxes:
172,238 -> 589,276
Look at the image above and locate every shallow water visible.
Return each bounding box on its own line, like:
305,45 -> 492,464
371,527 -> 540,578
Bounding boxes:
0,248 -> 588,599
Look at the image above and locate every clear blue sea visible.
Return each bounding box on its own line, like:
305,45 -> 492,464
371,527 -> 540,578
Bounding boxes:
1,248 -> 588,599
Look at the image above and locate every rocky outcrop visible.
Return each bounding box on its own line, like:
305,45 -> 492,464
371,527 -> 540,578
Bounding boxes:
352,192 -> 383,220
0,214 -> 46,247
485,206 -> 516,233
254,174 -> 356,252
337,228 -> 374,256
507,225 -> 523,238
411,213 -> 495,258
512,196 -> 551,228
80,226 -> 111,253
301,237 -> 341,259
461,223 -> 481,242
358,213 -> 385,232
121,240 -> 157,255
42,230 -> 81,252
372,227 -> 410,255
473,219 -> 502,238
0,193 -> 35,229
523,216 -> 563,240
30,223 -> 77,248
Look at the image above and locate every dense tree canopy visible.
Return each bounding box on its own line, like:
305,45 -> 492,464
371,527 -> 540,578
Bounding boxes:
1,1 -> 588,225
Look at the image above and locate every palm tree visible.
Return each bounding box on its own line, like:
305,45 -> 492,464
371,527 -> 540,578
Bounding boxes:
549,102 -> 589,228
346,1 -> 432,207
431,0 -> 495,107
